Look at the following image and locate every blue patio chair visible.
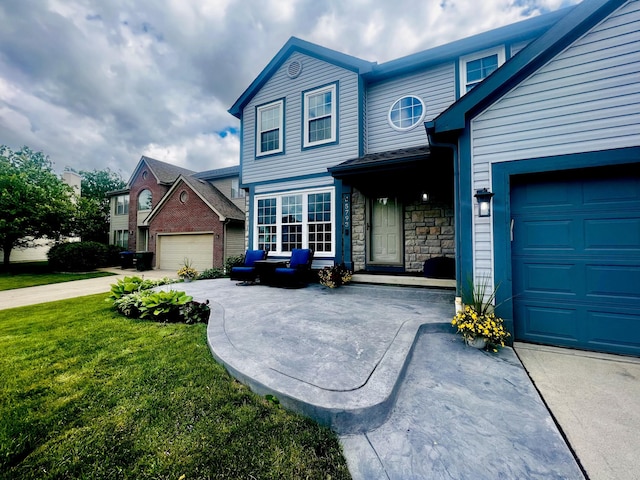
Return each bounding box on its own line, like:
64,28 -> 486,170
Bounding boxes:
272,249 -> 314,287
230,249 -> 267,284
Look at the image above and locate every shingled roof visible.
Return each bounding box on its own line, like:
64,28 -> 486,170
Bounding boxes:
138,156 -> 196,185
144,174 -> 244,224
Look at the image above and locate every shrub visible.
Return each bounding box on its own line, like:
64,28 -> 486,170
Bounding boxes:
48,241 -> 108,272
107,275 -> 174,301
225,255 -> 245,275
318,264 -> 353,288
198,268 -> 224,279
182,300 -> 211,324
106,244 -> 124,266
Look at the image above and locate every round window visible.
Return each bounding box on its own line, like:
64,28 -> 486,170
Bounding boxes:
388,96 -> 425,131
179,190 -> 188,203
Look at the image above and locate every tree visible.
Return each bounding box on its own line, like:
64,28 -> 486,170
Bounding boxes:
0,145 -> 77,269
74,168 -> 126,243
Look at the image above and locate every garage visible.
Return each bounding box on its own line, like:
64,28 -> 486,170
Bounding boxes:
510,164 -> 640,356
157,234 -> 214,272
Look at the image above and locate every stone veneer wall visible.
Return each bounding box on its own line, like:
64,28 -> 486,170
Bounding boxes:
350,188 -> 454,272
404,200 -> 454,272
351,189 -> 367,271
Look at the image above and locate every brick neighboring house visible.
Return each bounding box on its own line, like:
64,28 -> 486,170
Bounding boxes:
107,156 -> 245,272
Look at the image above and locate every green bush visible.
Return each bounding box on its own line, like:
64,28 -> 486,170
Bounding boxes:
198,267 -> 224,279
47,241 -> 108,272
107,275 -> 174,301
225,254 -> 245,274
106,244 -> 125,266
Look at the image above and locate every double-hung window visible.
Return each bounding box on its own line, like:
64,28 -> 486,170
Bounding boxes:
116,194 -> 129,215
114,230 -> 128,249
254,189 -> 334,255
303,83 -> 337,148
459,47 -> 505,95
256,100 -> 284,156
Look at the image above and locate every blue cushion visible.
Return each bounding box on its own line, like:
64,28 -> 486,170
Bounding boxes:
232,266 -> 255,274
289,249 -> 311,268
244,250 -> 266,266
274,267 -> 296,276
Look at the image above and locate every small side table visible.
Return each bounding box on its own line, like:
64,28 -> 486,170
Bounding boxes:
254,259 -> 288,285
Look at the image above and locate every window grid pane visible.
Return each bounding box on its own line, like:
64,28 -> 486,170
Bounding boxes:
466,54 -> 498,91
257,198 -> 277,251
309,117 -> 332,143
261,129 -> 279,153
308,193 -> 332,252
281,195 -> 303,251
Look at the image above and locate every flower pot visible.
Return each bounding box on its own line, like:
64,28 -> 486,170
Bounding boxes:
183,277 -> 192,283
466,337 -> 487,349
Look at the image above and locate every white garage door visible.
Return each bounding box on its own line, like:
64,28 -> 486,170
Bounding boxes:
157,234 -> 214,272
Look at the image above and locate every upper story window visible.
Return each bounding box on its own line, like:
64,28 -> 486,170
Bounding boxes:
388,96 -> 425,131
231,178 -> 246,199
138,189 -> 152,211
115,194 -> 129,215
303,83 -> 337,148
459,47 -> 505,95
256,100 -> 284,157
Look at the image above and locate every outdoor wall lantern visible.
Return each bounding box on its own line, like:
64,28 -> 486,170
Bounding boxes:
474,188 -> 494,217
421,191 -> 430,202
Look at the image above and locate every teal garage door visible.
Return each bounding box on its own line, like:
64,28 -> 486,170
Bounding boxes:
511,164 -> 640,356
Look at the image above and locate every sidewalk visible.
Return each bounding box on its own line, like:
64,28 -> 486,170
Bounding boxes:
0,268 -> 176,310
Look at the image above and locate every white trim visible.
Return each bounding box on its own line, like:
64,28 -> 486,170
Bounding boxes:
459,46 -> 506,97
253,187 -> 335,257
303,84 -> 337,147
256,100 -> 284,156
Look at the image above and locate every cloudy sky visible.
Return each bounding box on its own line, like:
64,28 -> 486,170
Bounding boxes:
0,0 -> 581,181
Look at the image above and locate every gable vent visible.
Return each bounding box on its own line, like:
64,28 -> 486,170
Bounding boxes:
287,60 -> 302,79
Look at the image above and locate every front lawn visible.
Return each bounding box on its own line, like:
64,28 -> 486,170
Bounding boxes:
0,262 -> 116,291
0,294 -> 350,479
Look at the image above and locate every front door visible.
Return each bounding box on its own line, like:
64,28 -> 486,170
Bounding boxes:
370,197 -> 402,265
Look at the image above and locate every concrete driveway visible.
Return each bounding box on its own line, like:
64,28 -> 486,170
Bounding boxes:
515,343 -> 640,480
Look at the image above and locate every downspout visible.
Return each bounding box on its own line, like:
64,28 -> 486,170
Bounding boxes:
425,121 -> 462,309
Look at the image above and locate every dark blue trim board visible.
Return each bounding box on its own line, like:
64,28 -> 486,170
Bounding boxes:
456,130 -> 474,296
491,146 -> 640,334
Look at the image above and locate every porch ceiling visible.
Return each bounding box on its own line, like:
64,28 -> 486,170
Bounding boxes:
329,145 -> 453,201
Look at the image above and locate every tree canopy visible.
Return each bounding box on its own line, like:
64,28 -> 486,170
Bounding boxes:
0,145 -> 77,268
74,168 -> 126,243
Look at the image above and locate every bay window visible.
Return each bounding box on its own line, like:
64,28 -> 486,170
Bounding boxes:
254,189 -> 334,255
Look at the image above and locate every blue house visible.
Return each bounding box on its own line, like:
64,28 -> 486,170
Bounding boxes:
229,0 -> 639,355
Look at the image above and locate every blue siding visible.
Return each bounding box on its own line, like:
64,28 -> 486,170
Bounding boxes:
241,52 -> 361,186
366,63 -> 455,153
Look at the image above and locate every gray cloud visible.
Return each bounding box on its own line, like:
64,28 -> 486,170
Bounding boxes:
0,0 -> 581,180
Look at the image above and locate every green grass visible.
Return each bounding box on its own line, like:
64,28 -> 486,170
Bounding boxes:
0,295 -> 351,479
0,262 -> 116,291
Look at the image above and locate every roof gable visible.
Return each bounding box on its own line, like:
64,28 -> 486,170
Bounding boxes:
228,36 -> 375,118
427,0 -> 627,136
145,175 -> 244,224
